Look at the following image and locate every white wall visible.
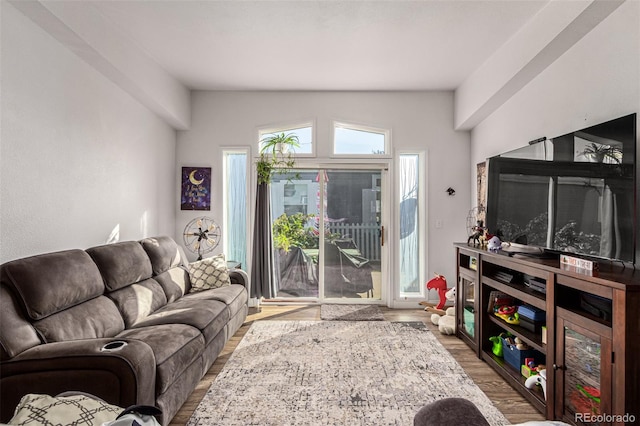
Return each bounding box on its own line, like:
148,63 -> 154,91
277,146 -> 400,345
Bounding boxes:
469,0 -> 639,262
177,91 -> 471,291
471,0 -> 639,175
0,2 -> 177,262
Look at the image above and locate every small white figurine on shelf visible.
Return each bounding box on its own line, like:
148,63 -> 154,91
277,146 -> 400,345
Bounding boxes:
487,235 -> 511,253
487,235 -> 502,252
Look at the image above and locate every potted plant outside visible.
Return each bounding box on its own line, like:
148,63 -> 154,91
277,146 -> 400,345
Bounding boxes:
272,213 -> 317,253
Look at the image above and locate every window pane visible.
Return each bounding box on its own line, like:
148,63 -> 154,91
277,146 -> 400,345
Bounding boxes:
399,154 -> 421,296
224,152 -> 247,268
259,126 -> 313,155
334,127 -> 386,155
269,171 -> 320,298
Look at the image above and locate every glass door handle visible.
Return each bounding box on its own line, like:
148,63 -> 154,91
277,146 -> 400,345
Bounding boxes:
380,225 -> 385,246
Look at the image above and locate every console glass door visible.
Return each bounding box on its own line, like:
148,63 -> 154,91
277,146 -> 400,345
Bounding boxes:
556,317 -> 611,425
461,278 -> 476,339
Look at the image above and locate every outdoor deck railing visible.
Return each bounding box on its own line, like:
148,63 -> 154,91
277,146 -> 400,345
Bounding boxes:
328,222 -> 380,261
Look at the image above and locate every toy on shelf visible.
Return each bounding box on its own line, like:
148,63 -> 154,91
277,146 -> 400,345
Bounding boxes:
525,369 -> 548,400
430,287 -> 456,335
489,334 -> 506,357
486,234 -> 511,252
479,229 -> 494,248
514,337 -> 529,350
495,305 -> 520,325
467,220 -> 485,246
501,335 -> 528,349
522,357 -> 543,378
496,305 -> 516,315
487,235 -> 502,252
487,291 -> 514,313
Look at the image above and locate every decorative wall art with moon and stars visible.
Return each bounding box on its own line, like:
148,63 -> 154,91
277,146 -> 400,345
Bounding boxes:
181,167 -> 211,210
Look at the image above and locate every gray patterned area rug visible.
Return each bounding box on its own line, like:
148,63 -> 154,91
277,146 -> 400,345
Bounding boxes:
188,321 -> 508,426
320,304 -> 385,321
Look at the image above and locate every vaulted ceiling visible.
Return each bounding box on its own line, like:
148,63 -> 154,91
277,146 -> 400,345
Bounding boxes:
9,0 -> 623,129
77,0 -> 549,91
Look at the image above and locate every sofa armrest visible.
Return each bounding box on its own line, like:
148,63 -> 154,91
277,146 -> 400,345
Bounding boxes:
229,269 -> 250,295
0,338 -> 156,423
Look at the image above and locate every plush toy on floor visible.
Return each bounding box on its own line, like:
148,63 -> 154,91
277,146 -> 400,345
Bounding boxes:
426,274 -> 449,310
430,287 -> 456,335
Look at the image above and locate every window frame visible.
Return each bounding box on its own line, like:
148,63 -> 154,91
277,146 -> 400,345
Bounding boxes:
331,120 -> 392,158
256,119 -> 316,158
397,152 -> 426,299
222,147 -> 250,270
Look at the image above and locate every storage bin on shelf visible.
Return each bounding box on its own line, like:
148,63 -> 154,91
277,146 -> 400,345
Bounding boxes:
501,336 -> 543,371
517,304 -> 545,334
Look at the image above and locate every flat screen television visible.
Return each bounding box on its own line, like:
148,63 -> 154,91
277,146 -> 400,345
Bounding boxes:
486,113 -> 637,264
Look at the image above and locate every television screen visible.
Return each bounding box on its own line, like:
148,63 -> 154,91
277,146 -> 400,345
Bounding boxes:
486,113 -> 637,262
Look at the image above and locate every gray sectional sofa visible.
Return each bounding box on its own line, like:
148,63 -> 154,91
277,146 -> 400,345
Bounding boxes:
0,236 -> 249,425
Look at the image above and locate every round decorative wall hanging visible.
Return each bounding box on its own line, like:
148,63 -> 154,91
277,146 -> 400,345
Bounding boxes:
183,216 -> 221,260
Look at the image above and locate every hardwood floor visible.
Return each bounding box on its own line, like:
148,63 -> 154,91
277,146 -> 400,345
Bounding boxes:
169,305 -> 545,425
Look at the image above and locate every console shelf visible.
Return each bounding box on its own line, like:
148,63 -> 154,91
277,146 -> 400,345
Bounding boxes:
454,243 -> 640,424
487,315 -> 546,353
481,276 -> 546,310
482,351 -> 547,412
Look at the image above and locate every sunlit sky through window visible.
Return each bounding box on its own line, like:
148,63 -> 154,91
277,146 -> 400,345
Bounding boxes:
334,127 -> 385,154
260,125 -> 386,155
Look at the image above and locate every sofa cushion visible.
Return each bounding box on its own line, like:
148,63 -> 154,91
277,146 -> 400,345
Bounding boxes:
0,249 -> 105,320
87,242 -> 153,291
183,284 -> 248,321
33,296 -> 125,343
132,298 -> 228,344
139,236 -> 186,276
188,254 -> 230,292
107,278 -> 168,328
153,267 -> 191,303
0,285 -> 42,360
117,324 -> 204,395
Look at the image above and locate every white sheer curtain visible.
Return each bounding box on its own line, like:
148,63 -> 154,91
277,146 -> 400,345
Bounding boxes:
399,154 -> 420,295
225,153 -> 247,268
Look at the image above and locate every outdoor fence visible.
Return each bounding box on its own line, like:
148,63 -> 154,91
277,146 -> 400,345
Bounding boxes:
328,222 -> 380,261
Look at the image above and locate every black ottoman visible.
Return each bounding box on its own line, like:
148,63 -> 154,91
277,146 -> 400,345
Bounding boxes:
414,397 -> 491,426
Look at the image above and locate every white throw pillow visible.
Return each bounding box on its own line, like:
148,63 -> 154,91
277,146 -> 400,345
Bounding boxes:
9,393 -> 122,425
188,253 -> 231,292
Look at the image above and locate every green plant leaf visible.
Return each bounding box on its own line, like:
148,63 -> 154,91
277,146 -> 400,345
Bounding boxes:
256,132 -> 301,184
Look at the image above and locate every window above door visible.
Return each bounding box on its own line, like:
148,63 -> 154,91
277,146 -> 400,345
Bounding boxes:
257,121 -> 315,157
332,121 -> 391,157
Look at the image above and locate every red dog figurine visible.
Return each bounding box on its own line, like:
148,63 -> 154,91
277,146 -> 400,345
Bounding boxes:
426,274 -> 449,310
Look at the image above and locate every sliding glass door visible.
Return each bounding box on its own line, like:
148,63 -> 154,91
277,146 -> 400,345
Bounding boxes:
270,170 -> 320,298
269,168 -> 384,302
321,170 -> 381,300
